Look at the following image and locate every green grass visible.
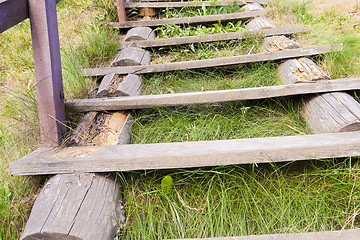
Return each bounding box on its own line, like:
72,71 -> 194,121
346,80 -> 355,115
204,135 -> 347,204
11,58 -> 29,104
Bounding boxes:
118,158 -> 360,239
2,0 -> 360,239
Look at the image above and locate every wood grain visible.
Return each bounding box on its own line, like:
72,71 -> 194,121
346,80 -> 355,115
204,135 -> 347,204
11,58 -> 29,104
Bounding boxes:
109,11 -> 264,28
122,26 -> 308,48
10,131 -> 360,175
125,0 -> 268,8
83,44 -> 343,76
66,78 -> 360,112
170,229 -> 360,240
29,0 -> 66,146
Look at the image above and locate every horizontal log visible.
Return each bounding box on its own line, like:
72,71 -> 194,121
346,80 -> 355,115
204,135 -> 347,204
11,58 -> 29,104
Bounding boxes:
109,11 -> 264,29
83,44 -> 343,76
125,0 -> 267,8
65,78 -> 360,112
122,25 -> 309,48
171,229 -> 360,240
0,0 -> 61,33
9,131 -> 360,175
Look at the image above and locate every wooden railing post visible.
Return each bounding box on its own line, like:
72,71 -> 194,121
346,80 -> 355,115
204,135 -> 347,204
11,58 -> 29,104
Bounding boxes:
116,0 -> 127,22
29,0 -> 66,146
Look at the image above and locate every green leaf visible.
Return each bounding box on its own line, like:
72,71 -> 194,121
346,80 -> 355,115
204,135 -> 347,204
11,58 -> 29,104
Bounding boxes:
161,175 -> 174,194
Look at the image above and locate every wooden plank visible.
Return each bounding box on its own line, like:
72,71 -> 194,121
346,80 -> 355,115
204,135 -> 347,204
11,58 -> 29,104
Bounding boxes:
0,0 -> 61,33
83,44 -> 343,76
9,131 -> 360,175
109,11 -> 264,28
29,0 -> 66,146
116,0 -> 127,22
170,229 -> 360,240
122,25 -> 309,48
0,0 -> 28,33
66,78 -> 360,112
125,0 -> 267,8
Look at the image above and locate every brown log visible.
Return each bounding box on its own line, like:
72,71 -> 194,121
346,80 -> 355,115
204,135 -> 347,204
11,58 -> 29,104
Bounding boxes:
139,7 -> 158,20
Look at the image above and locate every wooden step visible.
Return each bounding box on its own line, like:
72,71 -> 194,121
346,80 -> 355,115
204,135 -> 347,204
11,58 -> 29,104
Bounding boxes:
123,25 -> 308,48
171,229 -> 360,240
9,131 -> 360,176
125,0 -> 267,8
83,44 -> 342,76
66,78 -> 360,112
109,11 -> 264,29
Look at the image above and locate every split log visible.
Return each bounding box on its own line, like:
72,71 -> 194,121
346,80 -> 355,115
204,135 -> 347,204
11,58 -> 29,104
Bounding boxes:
262,35 -> 301,52
243,3 -> 264,11
245,17 -> 274,31
111,47 -> 151,67
20,173 -> 125,240
124,26 -> 155,42
301,92 -> 360,133
96,73 -> 142,98
278,58 -> 330,84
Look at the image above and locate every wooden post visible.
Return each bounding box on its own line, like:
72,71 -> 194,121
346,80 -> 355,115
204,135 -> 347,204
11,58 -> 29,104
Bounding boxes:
29,0 -> 66,146
116,0 -> 127,22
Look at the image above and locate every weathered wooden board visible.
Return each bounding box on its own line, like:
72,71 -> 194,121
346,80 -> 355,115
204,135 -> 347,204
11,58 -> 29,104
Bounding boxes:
125,0 -> 267,8
66,78 -> 360,112
29,0 -> 66,146
171,229 -> 360,240
83,44 -> 342,76
122,25 -> 308,48
243,2 -> 264,11
20,173 -> 125,240
302,92 -> 360,133
109,11 -> 264,28
0,0 -> 61,33
10,131 -> 360,175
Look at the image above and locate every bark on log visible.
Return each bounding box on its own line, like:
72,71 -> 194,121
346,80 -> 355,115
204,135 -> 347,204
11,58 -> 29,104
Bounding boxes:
245,17 -> 274,31
96,73 -> 142,98
111,47 -> 151,67
301,92 -> 360,133
124,27 -> 155,42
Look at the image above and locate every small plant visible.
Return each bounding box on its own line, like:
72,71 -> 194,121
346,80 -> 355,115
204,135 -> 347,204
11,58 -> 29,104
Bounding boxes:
161,175 -> 174,194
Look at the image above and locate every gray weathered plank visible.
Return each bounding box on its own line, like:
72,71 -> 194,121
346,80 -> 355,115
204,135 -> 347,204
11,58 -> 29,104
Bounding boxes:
83,44 -> 342,76
9,131 -> 360,175
125,0 -> 267,8
29,0 -> 66,146
65,78 -> 360,112
170,229 -> 360,240
109,11 -> 264,28
122,25 -> 308,48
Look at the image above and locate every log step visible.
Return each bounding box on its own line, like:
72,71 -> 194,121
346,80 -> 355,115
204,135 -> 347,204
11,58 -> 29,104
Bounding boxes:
125,0 -> 267,8
109,11 -> 264,29
122,25 -> 309,48
83,44 -> 342,76
9,131 -> 360,176
171,229 -> 360,240
66,78 -> 360,112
